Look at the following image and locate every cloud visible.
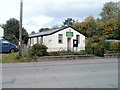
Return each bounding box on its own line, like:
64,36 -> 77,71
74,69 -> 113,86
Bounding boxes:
0,0 -> 119,33
24,15 -> 53,26
23,15 -> 53,33
23,25 -> 40,34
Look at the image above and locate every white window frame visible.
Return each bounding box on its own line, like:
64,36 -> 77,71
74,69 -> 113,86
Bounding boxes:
58,34 -> 63,44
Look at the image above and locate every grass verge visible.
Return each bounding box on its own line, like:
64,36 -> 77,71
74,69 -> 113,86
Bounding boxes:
2,50 -> 33,63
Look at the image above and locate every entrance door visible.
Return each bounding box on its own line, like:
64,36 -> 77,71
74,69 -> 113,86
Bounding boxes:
67,38 -> 71,51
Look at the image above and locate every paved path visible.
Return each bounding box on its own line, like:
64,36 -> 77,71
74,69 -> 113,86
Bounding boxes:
2,58 -> 118,88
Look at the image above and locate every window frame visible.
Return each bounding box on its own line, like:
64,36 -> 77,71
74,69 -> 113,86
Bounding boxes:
58,34 -> 63,44
2,40 -> 10,45
76,35 -> 80,44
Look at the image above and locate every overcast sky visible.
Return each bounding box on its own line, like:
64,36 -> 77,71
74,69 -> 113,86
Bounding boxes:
0,0 -> 119,34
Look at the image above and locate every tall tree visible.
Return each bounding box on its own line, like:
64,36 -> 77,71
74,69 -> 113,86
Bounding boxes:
2,18 -> 28,45
73,16 -> 97,37
76,16 -> 97,37
63,18 -> 75,26
73,21 -> 87,36
100,2 -> 119,22
101,18 -> 119,39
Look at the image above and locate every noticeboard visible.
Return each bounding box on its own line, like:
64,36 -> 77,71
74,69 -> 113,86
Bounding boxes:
73,39 -> 78,47
66,32 -> 73,38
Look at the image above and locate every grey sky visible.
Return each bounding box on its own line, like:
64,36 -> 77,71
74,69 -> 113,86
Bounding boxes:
0,0 -> 119,33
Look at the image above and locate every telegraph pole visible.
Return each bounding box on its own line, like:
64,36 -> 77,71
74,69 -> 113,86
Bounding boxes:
19,0 -> 23,56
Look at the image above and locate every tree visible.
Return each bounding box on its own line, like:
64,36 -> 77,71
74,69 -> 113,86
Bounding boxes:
2,18 -> 28,45
22,28 -> 29,44
100,2 -> 119,22
100,18 -> 119,39
30,31 -> 36,34
82,16 -> 96,37
86,36 -> 105,56
63,18 -> 75,26
39,28 -> 50,32
72,16 -> 97,37
73,21 -> 87,36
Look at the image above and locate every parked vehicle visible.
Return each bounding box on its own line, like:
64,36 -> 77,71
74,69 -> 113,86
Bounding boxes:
0,39 -> 19,53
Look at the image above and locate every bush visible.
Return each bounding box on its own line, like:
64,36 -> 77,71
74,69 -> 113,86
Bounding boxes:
104,41 -> 111,50
110,42 -> 119,51
29,44 -> 48,56
48,50 -> 87,56
85,37 -> 105,57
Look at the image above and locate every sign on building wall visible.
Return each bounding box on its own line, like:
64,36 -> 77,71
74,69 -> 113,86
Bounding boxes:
66,32 -> 73,38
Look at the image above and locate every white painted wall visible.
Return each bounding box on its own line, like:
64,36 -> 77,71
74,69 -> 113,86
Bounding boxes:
29,27 -> 85,52
0,27 -> 4,39
43,27 -> 85,52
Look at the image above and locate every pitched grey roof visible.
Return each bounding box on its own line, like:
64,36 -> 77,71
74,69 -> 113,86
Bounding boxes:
29,28 -> 60,38
29,26 -> 84,38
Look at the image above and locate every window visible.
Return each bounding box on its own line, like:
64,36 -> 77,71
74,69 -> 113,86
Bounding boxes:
2,40 -> 10,45
58,34 -> 63,44
76,35 -> 80,44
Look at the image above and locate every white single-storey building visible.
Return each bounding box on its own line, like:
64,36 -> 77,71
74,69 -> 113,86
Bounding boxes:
0,27 -> 4,39
28,26 -> 85,52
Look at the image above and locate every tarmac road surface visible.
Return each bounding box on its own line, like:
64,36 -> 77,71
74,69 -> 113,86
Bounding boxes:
2,58 -> 118,88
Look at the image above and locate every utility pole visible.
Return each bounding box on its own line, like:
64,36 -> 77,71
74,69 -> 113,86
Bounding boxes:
19,0 -> 23,56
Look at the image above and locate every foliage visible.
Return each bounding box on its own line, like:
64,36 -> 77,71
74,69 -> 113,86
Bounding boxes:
2,18 -> 29,45
100,18 -> 119,39
48,50 -> 87,56
63,18 -> 75,26
85,36 -> 105,57
73,16 -> 97,37
29,44 -> 48,56
109,42 -> 119,51
85,38 -> 93,54
100,2 -> 119,22
72,1 -> 120,40
30,31 -> 36,34
72,1 -> 120,56
104,41 -> 112,50
73,21 -> 86,36
39,28 -> 50,32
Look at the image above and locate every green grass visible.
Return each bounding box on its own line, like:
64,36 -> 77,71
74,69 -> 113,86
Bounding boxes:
1,51 -> 33,63
1,50 -> 87,63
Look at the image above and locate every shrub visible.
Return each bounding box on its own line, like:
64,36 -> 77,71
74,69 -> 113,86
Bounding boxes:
104,41 -> 111,50
29,44 -> 48,56
48,50 -> 87,56
110,42 -> 119,51
85,37 -> 105,57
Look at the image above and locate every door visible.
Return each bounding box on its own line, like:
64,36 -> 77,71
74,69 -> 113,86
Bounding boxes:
67,38 -> 71,51
73,39 -> 78,47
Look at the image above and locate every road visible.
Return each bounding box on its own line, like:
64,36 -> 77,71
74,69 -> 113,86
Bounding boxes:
2,58 -> 118,88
